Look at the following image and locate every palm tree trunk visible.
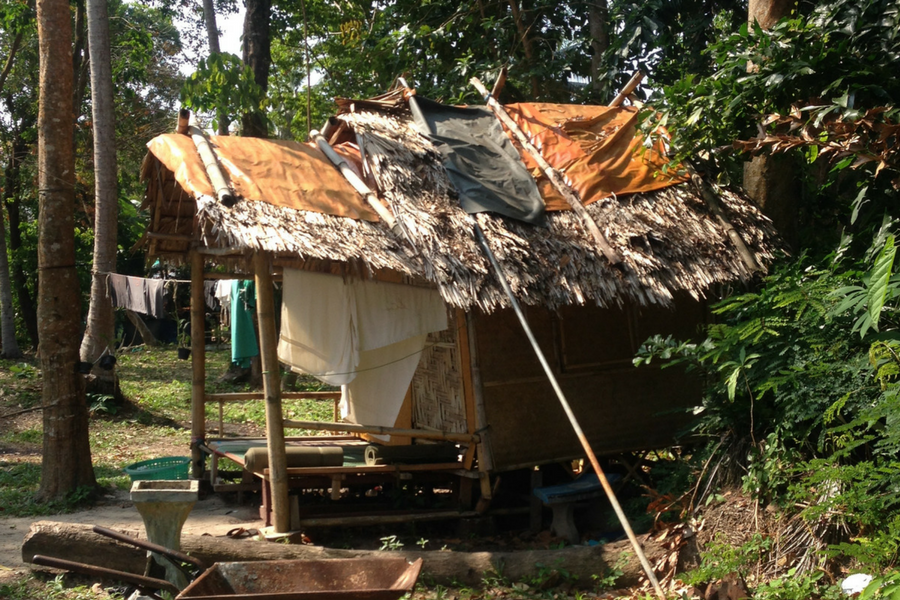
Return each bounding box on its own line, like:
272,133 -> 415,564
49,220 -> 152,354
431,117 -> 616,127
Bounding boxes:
36,0 -> 96,501
80,0 -> 119,398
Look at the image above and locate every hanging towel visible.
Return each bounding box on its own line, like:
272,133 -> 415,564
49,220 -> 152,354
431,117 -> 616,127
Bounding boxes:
231,280 -> 259,368
277,269 -> 358,386
340,334 -> 428,440
107,274 -> 166,319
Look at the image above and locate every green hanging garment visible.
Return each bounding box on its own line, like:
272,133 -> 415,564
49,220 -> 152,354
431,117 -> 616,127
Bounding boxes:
231,280 -> 259,368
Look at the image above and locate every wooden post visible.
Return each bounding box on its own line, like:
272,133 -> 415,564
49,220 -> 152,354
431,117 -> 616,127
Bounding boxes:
608,71 -> 645,108
253,251 -> 290,533
190,250 -> 206,479
465,311 -> 494,477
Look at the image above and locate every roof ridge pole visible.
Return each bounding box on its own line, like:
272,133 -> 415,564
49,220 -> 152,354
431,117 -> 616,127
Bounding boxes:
180,110 -> 238,208
608,70 -> 645,108
470,218 -> 666,600
310,129 -> 414,246
468,77 -> 623,267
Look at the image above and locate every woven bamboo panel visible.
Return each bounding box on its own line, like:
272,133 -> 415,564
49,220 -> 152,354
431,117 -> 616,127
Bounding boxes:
411,310 -> 467,434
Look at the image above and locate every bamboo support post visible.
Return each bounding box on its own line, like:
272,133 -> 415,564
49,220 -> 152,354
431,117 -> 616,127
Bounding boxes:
490,67 -> 508,99
283,419 -> 480,443
471,219 -> 666,600
686,162 -> 761,275
469,77 -> 622,267
189,250 -> 206,479
609,71 -> 645,108
176,108 -> 190,135
253,251 -> 290,533
309,130 -> 398,229
179,110 -> 236,207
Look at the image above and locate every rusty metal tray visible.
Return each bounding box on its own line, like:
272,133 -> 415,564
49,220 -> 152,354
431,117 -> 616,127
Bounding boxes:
176,557 -> 423,600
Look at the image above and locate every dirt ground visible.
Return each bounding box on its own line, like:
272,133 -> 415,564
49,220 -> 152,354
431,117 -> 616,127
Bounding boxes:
0,483 -> 265,582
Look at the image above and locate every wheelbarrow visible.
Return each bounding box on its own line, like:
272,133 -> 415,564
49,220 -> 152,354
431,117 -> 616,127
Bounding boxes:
32,525 -> 423,600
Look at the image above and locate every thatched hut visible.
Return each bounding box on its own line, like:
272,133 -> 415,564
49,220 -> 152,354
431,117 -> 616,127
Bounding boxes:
138,87 -> 779,531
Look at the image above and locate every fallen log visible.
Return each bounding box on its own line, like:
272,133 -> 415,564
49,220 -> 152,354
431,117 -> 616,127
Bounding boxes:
23,520 -> 666,588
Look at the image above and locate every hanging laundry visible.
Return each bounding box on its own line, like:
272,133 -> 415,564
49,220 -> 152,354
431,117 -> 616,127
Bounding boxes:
215,280 -> 234,327
203,281 -> 218,310
341,334 -> 428,438
231,280 -> 259,368
277,270 -> 358,386
278,268 -> 448,435
106,274 -> 166,319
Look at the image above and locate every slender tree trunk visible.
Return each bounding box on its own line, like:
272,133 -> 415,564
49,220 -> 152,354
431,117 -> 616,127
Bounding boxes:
241,0 -> 270,138
200,0 -> 230,135
588,0 -> 609,94
36,0 -> 96,501
0,204 -> 22,358
507,0 -> 539,99
0,31 -> 25,358
80,0 -> 119,397
3,128 -> 39,350
72,0 -> 90,117
743,0 -> 799,247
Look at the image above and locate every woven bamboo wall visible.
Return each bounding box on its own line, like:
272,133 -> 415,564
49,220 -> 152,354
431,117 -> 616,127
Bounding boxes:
411,309 -> 468,434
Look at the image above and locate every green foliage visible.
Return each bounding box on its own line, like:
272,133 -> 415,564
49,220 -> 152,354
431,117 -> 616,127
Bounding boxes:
860,572 -> 900,600
683,532 -> 772,585
181,52 -> 267,132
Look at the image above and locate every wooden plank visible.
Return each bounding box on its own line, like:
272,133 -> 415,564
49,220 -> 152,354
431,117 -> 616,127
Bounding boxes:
205,391 -> 340,403
266,462 -> 462,477
283,419 -> 479,443
254,251 -> 290,533
466,312 -> 494,473
190,251 -> 206,479
456,309 -> 478,471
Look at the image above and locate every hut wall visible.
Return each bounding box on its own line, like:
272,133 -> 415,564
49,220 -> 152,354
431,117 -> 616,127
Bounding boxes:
411,310 -> 468,434
475,295 -> 706,471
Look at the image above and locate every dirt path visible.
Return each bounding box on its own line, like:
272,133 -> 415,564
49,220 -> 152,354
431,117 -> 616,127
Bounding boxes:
0,488 -> 262,583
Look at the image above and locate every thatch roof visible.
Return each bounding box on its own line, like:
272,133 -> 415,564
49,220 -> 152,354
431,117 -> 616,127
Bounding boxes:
140,100 -> 780,313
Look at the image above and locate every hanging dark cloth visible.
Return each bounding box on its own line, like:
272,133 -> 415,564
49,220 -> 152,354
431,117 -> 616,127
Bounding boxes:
409,96 -> 546,225
106,274 -> 166,319
203,281 -> 218,310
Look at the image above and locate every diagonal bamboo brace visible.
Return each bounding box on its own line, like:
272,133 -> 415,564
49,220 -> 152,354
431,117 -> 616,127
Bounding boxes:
469,77 -> 622,267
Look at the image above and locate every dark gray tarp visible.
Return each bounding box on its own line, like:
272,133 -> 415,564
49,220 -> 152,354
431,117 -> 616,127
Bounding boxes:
410,96 -> 546,225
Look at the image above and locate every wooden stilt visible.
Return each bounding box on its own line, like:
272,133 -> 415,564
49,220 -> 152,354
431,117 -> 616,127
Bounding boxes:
253,251 -> 290,533
190,250 -> 206,479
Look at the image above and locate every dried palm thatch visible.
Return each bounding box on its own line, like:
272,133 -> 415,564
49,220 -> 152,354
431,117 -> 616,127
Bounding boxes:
139,103 -> 781,313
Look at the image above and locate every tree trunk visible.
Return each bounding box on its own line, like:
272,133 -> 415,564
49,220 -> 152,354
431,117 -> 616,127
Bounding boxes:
742,0 -> 799,248
4,121 -> 39,350
241,0 -> 270,138
36,0 -> 96,501
748,0 -> 795,28
23,521 -> 669,589
80,0 -> 119,398
0,32 -> 24,358
507,0 -> 539,99
72,0 -> 90,117
588,0 -> 609,94
0,204 -> 22,358
200,0 -> 230,135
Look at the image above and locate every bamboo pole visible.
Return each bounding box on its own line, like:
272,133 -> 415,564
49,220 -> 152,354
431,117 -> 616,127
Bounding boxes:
609,70 -> 645,108
179,110 -> 237,207
469,77 -> 623,267
189,250 -> 206,479
686,163 -> 761,275
470,218 -> 666,600
176,108 -> 190,134
253,251 -> 290,533
309,130 -> 398,229
283,419 -> 480,443
490,66 -> 508,100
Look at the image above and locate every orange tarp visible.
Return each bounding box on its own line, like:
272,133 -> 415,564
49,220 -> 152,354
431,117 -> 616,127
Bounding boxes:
147,134 -> 379,221
504,103 -> 688,211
